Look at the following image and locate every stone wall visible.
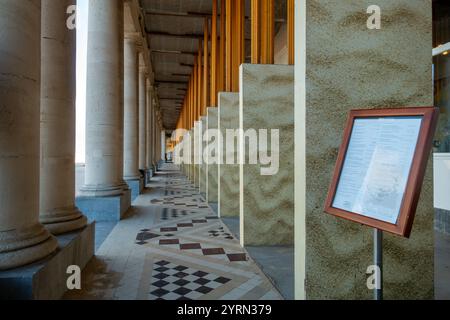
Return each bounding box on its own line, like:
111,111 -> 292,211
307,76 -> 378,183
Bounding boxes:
295,0 -> 434,300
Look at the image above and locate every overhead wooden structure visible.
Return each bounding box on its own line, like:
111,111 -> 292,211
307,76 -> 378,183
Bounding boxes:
153,0 -> 289,133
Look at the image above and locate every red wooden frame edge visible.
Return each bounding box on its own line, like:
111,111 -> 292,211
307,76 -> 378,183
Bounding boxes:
323,106 -> 439,238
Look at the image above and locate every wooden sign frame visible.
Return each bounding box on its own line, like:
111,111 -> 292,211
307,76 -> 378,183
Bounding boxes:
324,107 -> 439,238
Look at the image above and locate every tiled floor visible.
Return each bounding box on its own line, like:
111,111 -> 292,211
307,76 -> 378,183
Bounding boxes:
64,163 -> 283,300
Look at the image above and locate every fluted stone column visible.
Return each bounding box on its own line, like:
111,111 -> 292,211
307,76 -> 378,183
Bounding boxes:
123,34 -> 142,200
77,0 -> 131,221
161,130 -> 166,162
146,80 -> 154,178
40,0 -> 87,234
138,53 -> 147,172
0,0 -> 58,270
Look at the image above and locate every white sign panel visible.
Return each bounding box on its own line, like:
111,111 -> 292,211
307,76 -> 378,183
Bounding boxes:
332,116 -> 423,224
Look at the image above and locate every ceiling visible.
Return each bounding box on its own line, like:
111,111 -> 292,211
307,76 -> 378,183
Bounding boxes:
139,0 -> 287,131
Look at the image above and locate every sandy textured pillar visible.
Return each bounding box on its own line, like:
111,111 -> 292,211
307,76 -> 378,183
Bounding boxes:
77,0 -> 131,221
199,117 -> 208,197
138,53 -> 147,171
0,0 -> 58,270
239,64 -> 294,246
207,107 -> 219,203
40,0 -> 87,234
295,0 -> 434,299
193,121 -> 201,188
218,93 -> 240,218
123,34 -> 142,200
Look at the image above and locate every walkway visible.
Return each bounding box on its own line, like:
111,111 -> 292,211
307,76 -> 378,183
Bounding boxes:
64,163 -> 283,300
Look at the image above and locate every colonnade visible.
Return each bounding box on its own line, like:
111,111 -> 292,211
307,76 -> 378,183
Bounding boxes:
0,0 -> 163,271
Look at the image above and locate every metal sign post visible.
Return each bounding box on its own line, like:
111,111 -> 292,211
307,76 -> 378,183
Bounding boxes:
374,228 -> 383,300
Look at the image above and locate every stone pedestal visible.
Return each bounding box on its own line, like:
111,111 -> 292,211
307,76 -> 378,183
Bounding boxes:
218,93 -> 240,218
0,223 -> 95,300
76,189 -> 131,222
207,107 -> 219,203
0,0 -> 58,270
126,178 -> 144,201
294,0 -> 434,299
239,64 -> 294,247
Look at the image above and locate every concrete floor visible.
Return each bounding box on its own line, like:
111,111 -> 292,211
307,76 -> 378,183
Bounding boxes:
222,217 -> 294,300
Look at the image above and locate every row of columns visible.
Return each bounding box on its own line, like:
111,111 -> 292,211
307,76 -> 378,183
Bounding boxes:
175,0 -> 295,134
0,0 -> 162,270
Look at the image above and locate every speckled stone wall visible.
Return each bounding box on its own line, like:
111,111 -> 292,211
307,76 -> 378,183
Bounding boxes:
188,130 -> 194,183
193,121 -> 200,189
240,64 -> 294,246
207,107 -> 219,203
199,116 -> 208,197
298,0 -> 434,299
219,93 -> 240,217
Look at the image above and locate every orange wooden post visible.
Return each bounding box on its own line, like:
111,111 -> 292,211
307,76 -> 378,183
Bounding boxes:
287,0 -> 295,65
251,0 -> 261,64
231,0 -> 244,92
261,0 -> 274,64
204,18 -> 210,111
219,0 -> 226,93
225,0 -> 233,92
197,40 -> 203,119
210,2 -> 217,106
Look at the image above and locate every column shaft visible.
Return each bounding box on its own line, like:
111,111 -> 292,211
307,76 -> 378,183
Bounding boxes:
0,0 -> 58,270
40,0 -> 87,234
146,81 -> 154,170
81,0 -> 125,197
138,53 -> 147,170
123,36 -> 140,180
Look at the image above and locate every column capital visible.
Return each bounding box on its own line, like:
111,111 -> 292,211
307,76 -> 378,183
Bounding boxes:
125,32 -> 143,44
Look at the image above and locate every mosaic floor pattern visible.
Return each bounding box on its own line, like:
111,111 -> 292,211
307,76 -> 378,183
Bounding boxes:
64,163 -> 283,300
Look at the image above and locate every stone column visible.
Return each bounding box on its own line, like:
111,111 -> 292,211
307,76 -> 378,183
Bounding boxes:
218,93 -> 240,218
0,0 -> 58,270
123,34 -> 142,200
161,130 -> 166,162
152,107 -> 157,167
239,64 -> 294,247
146,80 -> 154,178
77,0 -> 131,221
40,0 -> 87,234
138,53 -> 147,172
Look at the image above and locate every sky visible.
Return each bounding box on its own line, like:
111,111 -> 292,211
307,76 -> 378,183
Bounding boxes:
75,0 -> 88,164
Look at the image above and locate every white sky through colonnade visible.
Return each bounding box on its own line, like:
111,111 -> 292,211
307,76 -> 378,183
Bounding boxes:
75,0 -> 88,164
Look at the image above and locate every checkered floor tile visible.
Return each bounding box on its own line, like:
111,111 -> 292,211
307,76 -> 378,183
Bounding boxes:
149,260 -> 231,300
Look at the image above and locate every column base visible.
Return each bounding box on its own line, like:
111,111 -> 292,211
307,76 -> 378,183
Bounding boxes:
0,222 -> 95,300
0,225 -> 58,271
145,169 -> 153,184
75,189 -> 131,222
40,207 -> 88,235
126,178 -> 144,201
